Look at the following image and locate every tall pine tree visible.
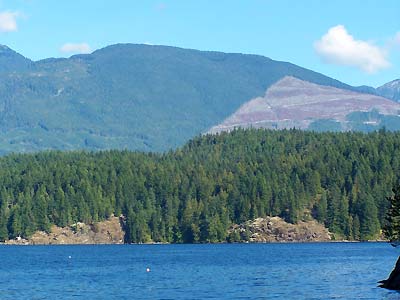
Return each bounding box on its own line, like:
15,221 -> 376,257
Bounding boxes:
383,186 -> 400,245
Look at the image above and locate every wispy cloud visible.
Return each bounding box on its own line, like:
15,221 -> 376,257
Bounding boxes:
314,25 -> 390,73
60,43 -> 91,54
0,10 -> 20,33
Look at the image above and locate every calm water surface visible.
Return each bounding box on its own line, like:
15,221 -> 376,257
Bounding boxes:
0,243 -> 400,299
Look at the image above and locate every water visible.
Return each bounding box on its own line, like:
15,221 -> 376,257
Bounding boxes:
0,243 -> 399,299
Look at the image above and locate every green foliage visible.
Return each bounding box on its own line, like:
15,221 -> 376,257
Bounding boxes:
0,129 -> 398,242
308,119 -> 342,132
0,44 -> 369,154
383,186 -> 400,243
345,110 -> 400,132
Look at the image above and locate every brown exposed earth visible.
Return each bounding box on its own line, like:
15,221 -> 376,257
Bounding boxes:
4,216 -> 125,245
209,76 -> 400,133
228,216 -> 332,243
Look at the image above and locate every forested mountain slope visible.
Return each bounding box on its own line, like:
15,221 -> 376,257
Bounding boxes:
0,129 -> 398,243
0,43 -> 373,154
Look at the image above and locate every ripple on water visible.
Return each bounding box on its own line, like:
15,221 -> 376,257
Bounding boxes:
0,243 -> 398,299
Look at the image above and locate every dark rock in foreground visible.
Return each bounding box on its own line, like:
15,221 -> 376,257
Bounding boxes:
380,256 -> 400,290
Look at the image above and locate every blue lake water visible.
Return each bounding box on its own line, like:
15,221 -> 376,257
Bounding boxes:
1,243 -> 400,299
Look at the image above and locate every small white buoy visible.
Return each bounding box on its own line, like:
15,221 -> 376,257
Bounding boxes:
146,267 -> 150,272
68,256 -> 72,259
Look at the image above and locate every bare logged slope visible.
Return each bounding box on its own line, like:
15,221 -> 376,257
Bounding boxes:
209,76 -> 400,133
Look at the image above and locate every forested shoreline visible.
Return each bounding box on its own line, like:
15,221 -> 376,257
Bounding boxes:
0,129 -> 398,243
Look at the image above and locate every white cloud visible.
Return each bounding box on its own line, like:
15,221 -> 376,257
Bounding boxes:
314,25 -> 390,73
0,10 -> 20,32
60,43 -> 91,54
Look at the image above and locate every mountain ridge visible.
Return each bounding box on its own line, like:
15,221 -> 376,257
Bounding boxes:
0,44 -> 33,73
377,79 -> 400,102
0,43 -> 397,154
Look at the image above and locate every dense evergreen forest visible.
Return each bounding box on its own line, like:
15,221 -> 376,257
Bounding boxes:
0,128 -> 398,243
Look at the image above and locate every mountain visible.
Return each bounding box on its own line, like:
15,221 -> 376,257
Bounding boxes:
0,45 -> 33,73
0,43 -> 377,154
209,77 -> 400,134
377,79 -> 400,102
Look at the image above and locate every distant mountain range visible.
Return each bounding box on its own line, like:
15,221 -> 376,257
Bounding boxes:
0,43 -> 398,154
377,79 -> 400,102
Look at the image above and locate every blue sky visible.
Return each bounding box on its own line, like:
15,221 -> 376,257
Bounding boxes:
0,0 -> 398,87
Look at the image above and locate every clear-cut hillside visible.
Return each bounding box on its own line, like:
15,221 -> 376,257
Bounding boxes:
209,76 -> 400,133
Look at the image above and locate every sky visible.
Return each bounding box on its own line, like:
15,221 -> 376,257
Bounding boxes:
0,0 -> 398,88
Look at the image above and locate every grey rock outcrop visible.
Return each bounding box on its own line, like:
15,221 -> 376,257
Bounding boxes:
4,216 -> 125,245
228,216 -> 331,243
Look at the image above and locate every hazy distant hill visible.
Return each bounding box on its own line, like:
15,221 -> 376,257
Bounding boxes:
0,45 -> 33,73
377,79 -> 400,102
209,77 -> 400,134
0,43 -> 373,154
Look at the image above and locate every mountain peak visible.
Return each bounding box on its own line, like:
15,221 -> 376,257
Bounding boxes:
386,79 -> 400,87
377,79 -> 400,102
0,45 -> 18,55
0,44 -> 32,72
0,44 -> 11,51
0,44 -> 25,56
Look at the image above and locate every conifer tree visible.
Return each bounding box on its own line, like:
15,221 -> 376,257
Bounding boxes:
0,199 -> 9,241
383,186 -> 400,245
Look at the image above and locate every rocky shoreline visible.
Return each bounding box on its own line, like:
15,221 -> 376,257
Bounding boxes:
3,216 -> 125,245
2,216 -> 340,245
228,217 -> 332,243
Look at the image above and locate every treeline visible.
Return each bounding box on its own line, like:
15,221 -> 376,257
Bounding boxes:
0,128 -> 399,243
